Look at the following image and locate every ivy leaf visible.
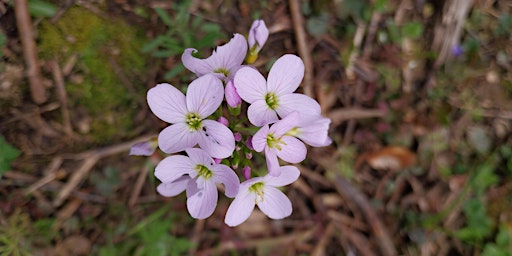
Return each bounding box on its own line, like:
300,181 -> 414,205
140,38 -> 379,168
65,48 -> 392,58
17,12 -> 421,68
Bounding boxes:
0,136 -> 20,176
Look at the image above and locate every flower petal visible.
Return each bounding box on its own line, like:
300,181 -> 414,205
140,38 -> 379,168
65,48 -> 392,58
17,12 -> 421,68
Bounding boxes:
257,186 -> 292,219
185,148 -> 214,166
182,48 -> 215,77
154,155 -> 194,183
265,148 -> 281,176
147,83 -> 187,123
211,164 -> 240,198
276,93 -> 321,118
157,176 -> 190,197
186,75 -> 224,117
129,139 -> 157,156
264,166 -> 300,187
247,100 -> 279,126
224,189 -> 256,227
275,136 -> 306,164
234,67 -> 267,103
267,55 -> 304,96
198,120 -> 235,159
213,34 -> 247,73
187,181 -> 218,219
252,124 -> 269,152
158,123 -> 199,154
269,111 -> 299,138
297,115 -> 332,147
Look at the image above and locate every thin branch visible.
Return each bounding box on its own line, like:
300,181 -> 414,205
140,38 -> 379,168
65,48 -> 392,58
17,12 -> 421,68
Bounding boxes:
289,0 -> 314,98
333,175 -> 397,256
14,0 -> 47,104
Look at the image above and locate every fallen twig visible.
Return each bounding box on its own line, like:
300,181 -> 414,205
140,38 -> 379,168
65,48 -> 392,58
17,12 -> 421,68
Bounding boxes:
197,226 -> 317,255
333,175 -> 397,256
14,0 -> 47,104
289,0 -> 314,98
50,60 -> 73,136
328,107 -> 386,127
50,134 -> 157,207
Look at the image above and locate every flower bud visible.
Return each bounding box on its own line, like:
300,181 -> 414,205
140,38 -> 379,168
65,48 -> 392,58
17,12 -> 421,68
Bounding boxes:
218,116 -> 229,126
248,20 -> 269,54
242,166 -> 251,180
225,80 -> 242,108
234,132 -> 242,142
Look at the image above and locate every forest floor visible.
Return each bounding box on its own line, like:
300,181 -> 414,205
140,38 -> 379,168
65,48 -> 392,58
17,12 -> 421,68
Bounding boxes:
1,0 -> 512,255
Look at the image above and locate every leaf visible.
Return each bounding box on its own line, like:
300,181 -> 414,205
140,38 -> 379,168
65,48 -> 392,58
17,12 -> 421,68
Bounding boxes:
467,125 -> 491,155
402,22 -> 424,39
359,146 -> 417,172
0,136 -> 20,176
28,0 -> 57,18
154,8 -> 173,27
306,13 -> 329,38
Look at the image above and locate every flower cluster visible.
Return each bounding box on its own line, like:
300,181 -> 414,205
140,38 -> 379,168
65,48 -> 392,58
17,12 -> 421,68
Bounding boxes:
133,20 -> 331,226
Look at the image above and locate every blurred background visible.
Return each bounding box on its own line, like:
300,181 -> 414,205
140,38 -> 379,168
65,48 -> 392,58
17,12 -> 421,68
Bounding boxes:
1,0 -> 512,255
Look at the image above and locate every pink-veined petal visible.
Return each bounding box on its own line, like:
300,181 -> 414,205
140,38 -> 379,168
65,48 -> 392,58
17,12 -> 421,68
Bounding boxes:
247,100 -> 279,126
224,189 -> 256,227
211,164 -> 240,198
267,55 -> 304,96
265,148 -> 281,176
275,136 -> 307,164
234,67 -> 267,103
186,178 -> 199,198
269,111 -> 299,138
154,155 -> 194,183
158,123 -> 199,154
276,93 -> 321,118
187,181 -> 218,219
213,34 -> 247,74
157,176 -> 190,197
147,83 -> 187,123
297,116 -> 332,147
264,166 -> 300,187
252,124 -> 269,152
185,148 -> 215,166
186,75 -> 224,117
198,120 -> 235,159
257,186 -> 292,219
182,48 -> 215,76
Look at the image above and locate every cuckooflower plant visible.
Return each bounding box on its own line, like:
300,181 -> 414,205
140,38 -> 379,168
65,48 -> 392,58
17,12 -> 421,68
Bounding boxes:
224,165 -> 300,227
147,74 -> 235,159
135,19 -> 333,227
234,54 -> 322,126
156,148 -> 240,219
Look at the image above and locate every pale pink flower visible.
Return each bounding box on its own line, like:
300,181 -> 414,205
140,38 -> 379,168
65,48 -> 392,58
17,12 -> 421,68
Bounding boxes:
156,148 -> 239,219
224,165 -> 300,227
252,112 -> 306,176
182,34 -> 247,82
234,54 -> 321,126
147,75 -> 235,159
290,114 -> 332,147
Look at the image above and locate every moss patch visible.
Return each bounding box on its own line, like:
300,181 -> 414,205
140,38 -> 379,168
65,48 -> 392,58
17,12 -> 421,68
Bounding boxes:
39,7 -> 148,143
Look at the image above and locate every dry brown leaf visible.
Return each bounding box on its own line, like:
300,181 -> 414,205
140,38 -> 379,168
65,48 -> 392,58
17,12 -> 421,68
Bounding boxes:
358,146 -> 417,172
55,235 -> 91,256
